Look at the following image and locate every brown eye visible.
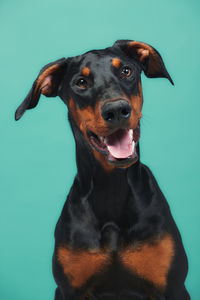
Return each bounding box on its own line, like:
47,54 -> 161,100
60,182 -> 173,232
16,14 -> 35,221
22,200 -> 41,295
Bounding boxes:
121,66 -> 132,77
76,78 -> 88,89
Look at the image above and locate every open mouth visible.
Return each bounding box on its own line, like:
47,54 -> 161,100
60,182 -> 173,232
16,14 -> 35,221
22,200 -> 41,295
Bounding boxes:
87,125 -> 140,166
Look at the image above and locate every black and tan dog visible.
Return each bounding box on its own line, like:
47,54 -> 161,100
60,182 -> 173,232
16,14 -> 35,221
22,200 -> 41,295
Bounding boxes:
15,40 -> 190,300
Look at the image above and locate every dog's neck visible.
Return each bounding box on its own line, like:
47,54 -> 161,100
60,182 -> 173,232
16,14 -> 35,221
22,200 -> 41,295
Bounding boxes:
69,117 -> 143,224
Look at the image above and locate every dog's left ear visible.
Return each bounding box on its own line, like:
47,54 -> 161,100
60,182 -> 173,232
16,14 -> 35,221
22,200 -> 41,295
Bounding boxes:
113,40 -> 174,85
15,57 -> 68,120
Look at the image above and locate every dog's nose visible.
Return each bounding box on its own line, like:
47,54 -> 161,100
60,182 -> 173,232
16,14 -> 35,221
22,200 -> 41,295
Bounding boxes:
101,100 -> 132,125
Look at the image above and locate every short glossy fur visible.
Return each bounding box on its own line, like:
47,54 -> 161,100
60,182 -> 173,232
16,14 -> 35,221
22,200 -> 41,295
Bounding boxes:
15,40 -> 190,300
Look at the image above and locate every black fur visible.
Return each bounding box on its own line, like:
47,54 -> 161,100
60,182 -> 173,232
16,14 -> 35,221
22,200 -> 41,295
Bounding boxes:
15,40 -> 190,300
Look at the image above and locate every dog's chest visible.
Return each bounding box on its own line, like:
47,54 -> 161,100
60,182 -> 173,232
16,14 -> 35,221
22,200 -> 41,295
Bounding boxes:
57,222 -> 175,292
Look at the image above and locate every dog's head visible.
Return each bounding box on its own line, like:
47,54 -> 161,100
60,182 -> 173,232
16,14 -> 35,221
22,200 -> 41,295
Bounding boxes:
15,40 -> 173,171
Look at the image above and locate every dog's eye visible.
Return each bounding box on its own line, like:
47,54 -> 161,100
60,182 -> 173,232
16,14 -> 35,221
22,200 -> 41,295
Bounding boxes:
76,78 -> 88,89
120,66 -> 132,77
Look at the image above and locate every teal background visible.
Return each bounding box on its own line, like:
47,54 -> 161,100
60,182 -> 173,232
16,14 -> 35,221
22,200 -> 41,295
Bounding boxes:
0,0 -> 199,299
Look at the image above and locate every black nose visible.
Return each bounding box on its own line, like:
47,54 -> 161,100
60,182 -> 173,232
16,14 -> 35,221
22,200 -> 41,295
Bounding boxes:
101,100 -> 132,125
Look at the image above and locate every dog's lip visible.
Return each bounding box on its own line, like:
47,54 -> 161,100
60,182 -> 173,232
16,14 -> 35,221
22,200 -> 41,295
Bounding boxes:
88,133 -> 108,155
87,125 -> 140,164
107,151 -> 138,166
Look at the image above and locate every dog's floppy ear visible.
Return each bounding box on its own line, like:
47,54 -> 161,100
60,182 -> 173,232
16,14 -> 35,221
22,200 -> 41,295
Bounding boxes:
15,57 -> 68,120
113,40 -> 174,85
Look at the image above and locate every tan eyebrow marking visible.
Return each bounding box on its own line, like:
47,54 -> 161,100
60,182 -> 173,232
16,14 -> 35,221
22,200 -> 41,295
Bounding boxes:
112,58 -> 121,68
82,67 -> 90,76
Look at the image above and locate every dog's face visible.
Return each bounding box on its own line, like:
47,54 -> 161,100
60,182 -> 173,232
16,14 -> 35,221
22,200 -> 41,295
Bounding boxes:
62,48 -> 143,169
15,40 -> 173,170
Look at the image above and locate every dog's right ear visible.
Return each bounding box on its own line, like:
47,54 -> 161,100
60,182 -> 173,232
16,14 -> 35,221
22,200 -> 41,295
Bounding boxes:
15,58 -> 68,120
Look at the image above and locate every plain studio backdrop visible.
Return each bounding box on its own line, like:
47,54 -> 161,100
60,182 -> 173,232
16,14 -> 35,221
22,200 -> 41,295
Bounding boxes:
0,0 -> 199,299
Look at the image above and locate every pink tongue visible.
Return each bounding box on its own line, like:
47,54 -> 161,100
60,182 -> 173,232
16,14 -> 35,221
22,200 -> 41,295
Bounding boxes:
105,129 -> 133,159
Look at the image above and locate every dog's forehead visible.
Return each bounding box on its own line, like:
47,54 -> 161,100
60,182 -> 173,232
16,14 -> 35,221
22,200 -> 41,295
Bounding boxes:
70,49 -> 113,68
68,48 -> 136,72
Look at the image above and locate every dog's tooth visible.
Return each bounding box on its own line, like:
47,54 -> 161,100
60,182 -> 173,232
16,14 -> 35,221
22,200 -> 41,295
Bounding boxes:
132,140 -> 135,153
129,129 -> 133,140
99,136 -> 105,143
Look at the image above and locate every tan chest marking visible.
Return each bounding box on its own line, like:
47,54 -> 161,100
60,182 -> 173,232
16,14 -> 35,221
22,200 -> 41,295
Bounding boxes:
57,247 -> 111,288
120,234 -> 175,289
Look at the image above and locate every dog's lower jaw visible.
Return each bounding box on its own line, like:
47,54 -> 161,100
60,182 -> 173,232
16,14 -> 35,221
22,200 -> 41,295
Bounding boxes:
107,152 -> 139,168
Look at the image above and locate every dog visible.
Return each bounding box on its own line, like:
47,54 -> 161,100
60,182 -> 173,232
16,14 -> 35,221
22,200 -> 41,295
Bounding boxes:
15,40 -> 190,300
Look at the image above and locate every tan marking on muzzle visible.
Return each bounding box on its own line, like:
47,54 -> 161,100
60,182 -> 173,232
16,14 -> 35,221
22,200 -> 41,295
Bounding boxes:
68,98 -> 115,172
